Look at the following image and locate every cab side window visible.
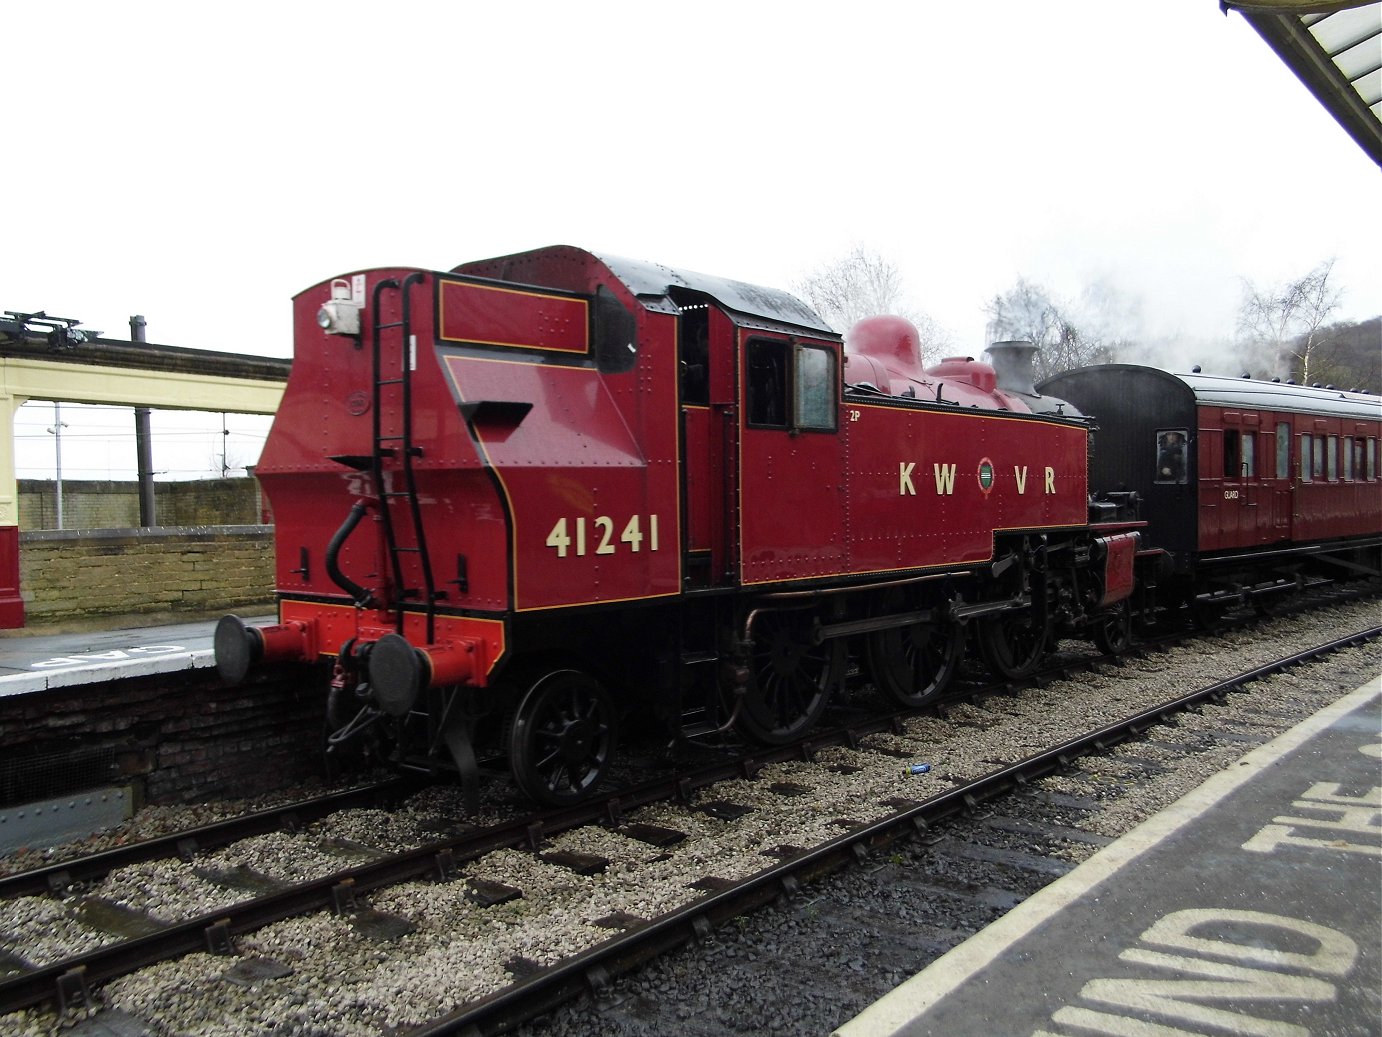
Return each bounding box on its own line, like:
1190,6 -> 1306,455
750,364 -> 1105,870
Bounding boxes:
795,345 -> 837,431
747,338 -> 838,432
746,339 -> 788,428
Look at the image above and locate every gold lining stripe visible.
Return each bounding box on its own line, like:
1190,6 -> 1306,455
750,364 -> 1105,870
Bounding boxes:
438,279 -> 589,354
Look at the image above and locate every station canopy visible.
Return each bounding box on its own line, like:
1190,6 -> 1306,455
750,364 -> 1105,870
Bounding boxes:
1223,1 -> 1382,167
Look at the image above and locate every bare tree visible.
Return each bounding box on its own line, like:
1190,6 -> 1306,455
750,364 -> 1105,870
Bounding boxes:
984,277 -> 1117,380
794,246 -> 952,364
1237,259 -> 1342,384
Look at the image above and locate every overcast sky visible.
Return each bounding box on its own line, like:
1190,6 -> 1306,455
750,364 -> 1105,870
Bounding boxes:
4,1 -> 1380,479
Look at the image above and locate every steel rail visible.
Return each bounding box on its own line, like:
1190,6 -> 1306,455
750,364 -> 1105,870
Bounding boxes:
0,780 -> 412,900
403,624 -> 1382,1037
1,578 -> 1362,903
1,623 -> 1375,1017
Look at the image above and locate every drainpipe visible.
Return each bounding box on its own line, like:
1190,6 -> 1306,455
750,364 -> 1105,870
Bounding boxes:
131,315 -> 156,527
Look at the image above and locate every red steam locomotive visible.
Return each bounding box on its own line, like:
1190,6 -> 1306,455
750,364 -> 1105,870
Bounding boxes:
214,245 -> 1376,806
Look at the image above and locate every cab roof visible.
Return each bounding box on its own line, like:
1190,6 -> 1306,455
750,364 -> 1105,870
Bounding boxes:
454,244 -> 835,337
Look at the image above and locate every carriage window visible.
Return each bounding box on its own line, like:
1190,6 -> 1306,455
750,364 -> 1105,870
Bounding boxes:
1369,438 -> 1378,480
1327,435 -> 1338,481
1313,436 -> 1324,480
1301,434 -> 1313,481
1275,422 -> 1289,480
746,339 -> 788,428
1343,438 -> 1355,480
794,344 -> 837,430
1241,433 -> 1255,478
1223,429 -> 1241,480
1155,429 -> 1188,484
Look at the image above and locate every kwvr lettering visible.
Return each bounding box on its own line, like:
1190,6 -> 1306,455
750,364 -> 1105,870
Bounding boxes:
934,463 -> 956,495
894,461 -> 1060,496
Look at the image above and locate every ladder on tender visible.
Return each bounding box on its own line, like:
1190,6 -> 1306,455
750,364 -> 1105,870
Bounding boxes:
370,273 -> 439,641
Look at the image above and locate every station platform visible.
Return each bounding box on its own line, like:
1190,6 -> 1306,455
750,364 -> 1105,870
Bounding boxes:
837,676 -> 1382,1037
0,614 -> 272,699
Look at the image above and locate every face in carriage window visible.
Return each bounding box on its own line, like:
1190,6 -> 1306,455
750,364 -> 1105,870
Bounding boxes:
1155,429 -> 1188,484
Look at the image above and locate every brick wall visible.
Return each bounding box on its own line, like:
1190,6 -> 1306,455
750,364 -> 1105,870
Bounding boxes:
18,525 -> 275,629
19,477 -> 264,531
0,665 -> 328,805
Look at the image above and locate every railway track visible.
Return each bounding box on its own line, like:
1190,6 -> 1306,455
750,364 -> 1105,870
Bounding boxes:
0,593 -> 1376,1035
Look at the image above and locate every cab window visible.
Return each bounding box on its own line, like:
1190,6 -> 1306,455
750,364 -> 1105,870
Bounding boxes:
1155,429 -> 1188,484
746,338 -> 838,432
746,339 -> 788,428
795,344 -> 837,431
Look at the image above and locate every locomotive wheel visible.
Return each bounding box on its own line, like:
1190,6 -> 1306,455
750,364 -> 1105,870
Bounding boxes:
978,610 -> 1050,681
508,669 -> 617,806
737,610 -> 842,745
866,618 -> 963,708
1092,600 -> 1133,656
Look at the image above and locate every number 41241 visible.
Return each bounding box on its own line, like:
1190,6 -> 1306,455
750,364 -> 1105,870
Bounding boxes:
545,514 -> 660,557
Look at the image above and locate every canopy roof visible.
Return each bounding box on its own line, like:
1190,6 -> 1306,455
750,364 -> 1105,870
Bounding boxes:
1224,1 -> 1382,166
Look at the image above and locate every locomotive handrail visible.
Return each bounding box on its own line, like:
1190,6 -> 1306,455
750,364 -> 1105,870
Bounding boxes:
369,272 -> 439,641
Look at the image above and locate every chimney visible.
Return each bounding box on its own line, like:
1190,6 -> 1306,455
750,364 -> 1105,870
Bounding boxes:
985,340 -> 1040,396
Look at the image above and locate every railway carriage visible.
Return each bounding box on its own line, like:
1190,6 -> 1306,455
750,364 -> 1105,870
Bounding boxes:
1038,365 -> 1382,620
215,246 -> 1138,806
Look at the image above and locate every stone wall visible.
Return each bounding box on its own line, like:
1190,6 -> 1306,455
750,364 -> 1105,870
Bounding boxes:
19,477 -> 264,531
18,525 -> 275,629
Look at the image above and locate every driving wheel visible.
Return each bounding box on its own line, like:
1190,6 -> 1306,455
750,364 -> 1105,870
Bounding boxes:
508,669 -> 617,805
